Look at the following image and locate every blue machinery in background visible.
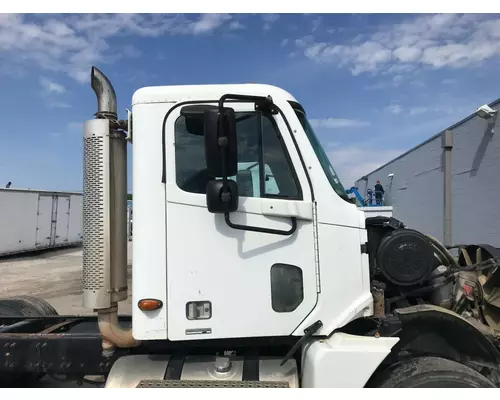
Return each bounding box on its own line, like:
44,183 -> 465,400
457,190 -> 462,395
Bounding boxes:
346,186 -> 384,207
346,186 -> 366,206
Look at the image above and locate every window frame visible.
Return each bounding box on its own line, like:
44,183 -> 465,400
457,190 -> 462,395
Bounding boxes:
172,106 -> 304,201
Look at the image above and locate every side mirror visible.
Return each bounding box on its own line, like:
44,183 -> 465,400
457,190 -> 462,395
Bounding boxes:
184,115 -> 205,136
203,107 -> 237,177
180,104 -> 217,136
206,179 -> 239,213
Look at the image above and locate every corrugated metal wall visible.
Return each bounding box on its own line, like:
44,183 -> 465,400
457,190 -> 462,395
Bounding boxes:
356,101 -> 500,247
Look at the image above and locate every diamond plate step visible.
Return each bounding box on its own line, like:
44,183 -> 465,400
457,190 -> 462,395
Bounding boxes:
136,379 -> 289,388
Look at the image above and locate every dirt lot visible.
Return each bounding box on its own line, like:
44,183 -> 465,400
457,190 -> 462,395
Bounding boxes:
0,242 -> 133,315
0,244 -> 134,387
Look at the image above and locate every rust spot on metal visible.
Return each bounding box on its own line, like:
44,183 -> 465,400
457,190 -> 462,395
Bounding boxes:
39,320 -> 74,334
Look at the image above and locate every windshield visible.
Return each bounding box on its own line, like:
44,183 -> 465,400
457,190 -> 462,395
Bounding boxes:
291,105 -> 350,202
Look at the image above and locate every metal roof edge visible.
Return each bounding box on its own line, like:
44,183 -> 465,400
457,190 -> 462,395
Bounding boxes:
355,96 -> 500,181
0,188 -> 82,196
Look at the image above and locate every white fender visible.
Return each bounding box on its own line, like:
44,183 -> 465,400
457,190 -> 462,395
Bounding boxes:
301,332 -> 399,388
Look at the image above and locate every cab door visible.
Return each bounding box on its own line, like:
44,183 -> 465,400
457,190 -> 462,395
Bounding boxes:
165,101 -> 318,341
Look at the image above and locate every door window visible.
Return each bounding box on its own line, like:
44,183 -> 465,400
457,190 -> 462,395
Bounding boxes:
174,111 -> 301,199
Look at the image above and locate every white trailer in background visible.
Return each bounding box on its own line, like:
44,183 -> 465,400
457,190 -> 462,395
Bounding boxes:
0,188 -> 82,256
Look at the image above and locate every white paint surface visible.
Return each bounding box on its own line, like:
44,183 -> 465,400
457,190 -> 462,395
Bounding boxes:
301,332 -> 399,387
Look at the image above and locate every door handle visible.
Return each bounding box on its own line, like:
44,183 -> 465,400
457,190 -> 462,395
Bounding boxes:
224,213 -> 297,236
260,199 -> 313,221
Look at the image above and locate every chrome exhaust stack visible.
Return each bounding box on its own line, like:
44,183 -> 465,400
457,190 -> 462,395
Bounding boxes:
83,66 -> 138,353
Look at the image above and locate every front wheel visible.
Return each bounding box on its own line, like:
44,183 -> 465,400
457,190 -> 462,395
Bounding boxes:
369,356 -> 496,388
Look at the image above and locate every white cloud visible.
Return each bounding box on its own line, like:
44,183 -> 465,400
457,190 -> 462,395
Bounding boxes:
39,77 -> 70,108
392,74 -> 403,85
281,38 -> 289,47
309,118 -> 370,129
190,14 -> 232,34
40,77 -> 65,94
295,36 -> 315,48
385,103 -> 455,117
47,101 -> 71,109
408,107 -> 428,116
393,46 -> 422,62
0,14 -> 237,83
328,145 -> 405,187
122,45 -> 142,58
262,14 -> 280,31
365,76 -> 425,91
229,21 -> 246,31
297,14 -> 500,75
385,104 -> 403,115
312,17 -> 322,32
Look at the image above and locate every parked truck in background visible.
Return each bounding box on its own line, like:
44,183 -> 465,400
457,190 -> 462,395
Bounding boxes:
0,67 -> 500,388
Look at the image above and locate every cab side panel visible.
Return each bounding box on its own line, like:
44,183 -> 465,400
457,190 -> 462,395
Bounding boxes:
132,102 -> 174,340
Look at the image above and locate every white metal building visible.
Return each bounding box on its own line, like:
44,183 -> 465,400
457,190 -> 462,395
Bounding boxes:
355,99 -> 500,248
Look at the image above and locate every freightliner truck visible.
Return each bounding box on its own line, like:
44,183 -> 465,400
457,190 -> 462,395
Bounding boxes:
0,67 -> 499,388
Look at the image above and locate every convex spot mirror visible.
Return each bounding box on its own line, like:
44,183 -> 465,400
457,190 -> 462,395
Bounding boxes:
206,179 -> 239,214
203,107 -> 238,178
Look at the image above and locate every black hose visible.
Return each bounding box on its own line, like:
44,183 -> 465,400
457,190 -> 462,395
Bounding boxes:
445,244 -> 469,250
386,275 -> 456,306
425,234 -> 460,269
432,245 -> 450,266
431,257 -> 500,280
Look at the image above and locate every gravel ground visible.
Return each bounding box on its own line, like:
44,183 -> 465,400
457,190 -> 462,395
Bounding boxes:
0,243 -> 133,315
0,243 -> 134,387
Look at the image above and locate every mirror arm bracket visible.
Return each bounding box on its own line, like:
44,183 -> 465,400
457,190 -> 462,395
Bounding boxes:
218,94 -> 275,113
224,213 -> 297,236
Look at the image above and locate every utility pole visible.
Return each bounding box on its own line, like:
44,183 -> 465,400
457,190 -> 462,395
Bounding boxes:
442,130 -> 453,247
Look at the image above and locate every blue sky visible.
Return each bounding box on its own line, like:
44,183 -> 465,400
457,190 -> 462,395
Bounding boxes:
2,13 -> 500,191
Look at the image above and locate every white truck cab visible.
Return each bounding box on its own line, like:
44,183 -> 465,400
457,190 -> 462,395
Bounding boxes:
75,68 -> 500,388
130,84 -> 373,343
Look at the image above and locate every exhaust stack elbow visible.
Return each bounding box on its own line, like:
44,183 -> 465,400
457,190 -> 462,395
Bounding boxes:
91,66 -> 118,120
98,306 -> 140,354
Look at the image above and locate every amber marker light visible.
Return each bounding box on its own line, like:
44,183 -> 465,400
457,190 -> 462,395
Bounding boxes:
138,299 -> 163,311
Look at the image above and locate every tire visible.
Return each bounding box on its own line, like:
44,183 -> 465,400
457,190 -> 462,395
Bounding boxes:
0,296 -> 58,317
370,356 -> 496,388
0,296 -> 58,387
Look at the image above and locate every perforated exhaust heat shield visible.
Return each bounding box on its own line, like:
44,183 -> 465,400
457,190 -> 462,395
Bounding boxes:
83,122 -> 129,310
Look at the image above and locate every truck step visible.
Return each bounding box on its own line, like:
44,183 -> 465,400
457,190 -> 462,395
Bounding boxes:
136,379 -> 289,388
